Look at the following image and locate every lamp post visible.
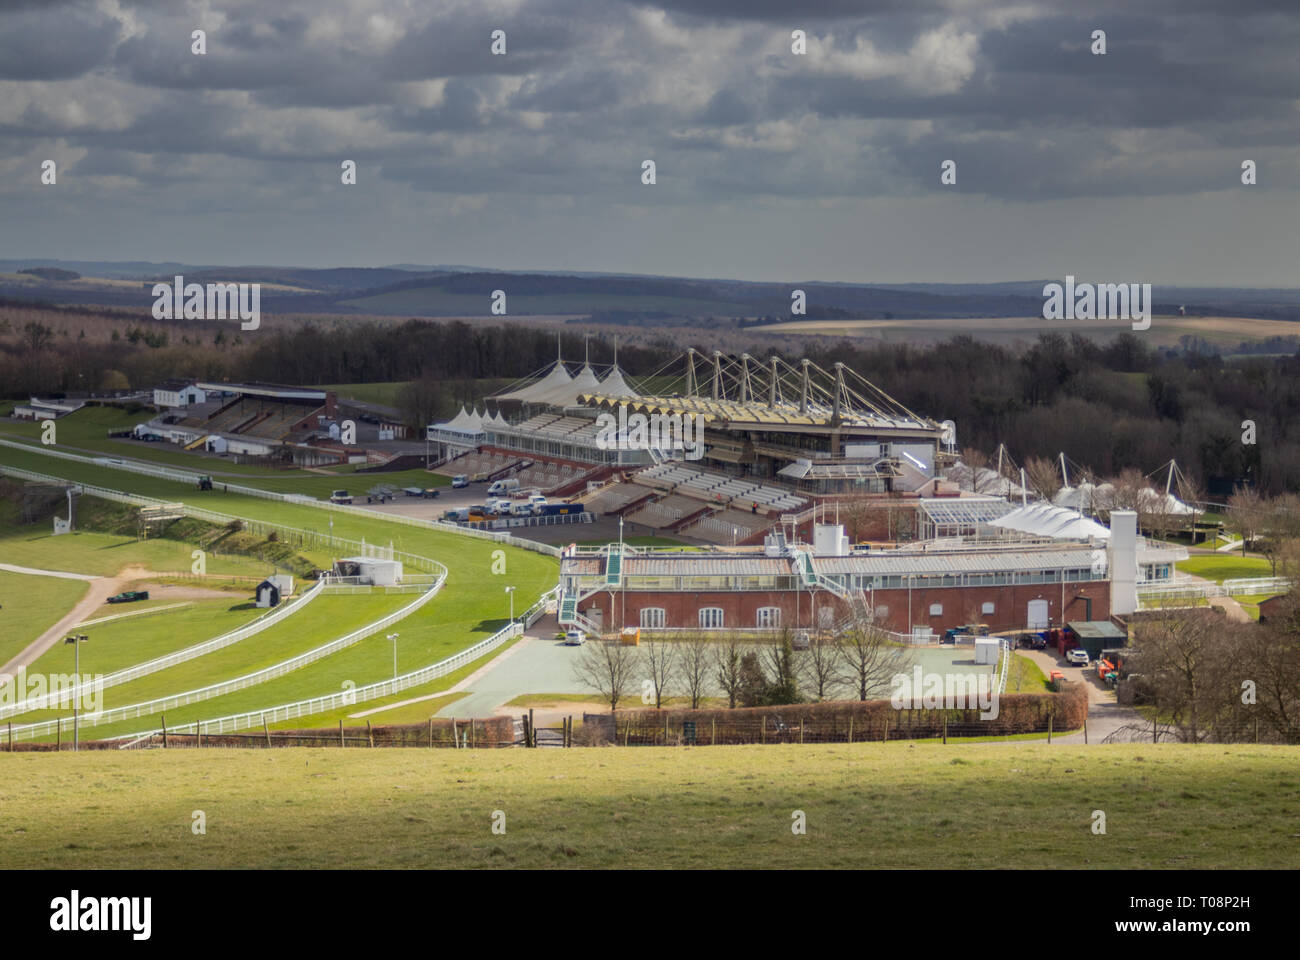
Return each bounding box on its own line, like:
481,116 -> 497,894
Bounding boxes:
64,634 -> 88,751
505,585 -> 515,624
387,632 -> 400,681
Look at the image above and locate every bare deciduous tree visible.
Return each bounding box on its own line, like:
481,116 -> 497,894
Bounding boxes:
572,639 -> 637,713
1023,455 -> 1062,504
800,634 -> 841,701
678,632 -> 713,709
641,636 -> 678,709
713,637 -> 745,708
838,614 -> 913,702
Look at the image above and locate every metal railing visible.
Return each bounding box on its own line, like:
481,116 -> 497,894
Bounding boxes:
3,575 -> 444,742
122,618 -> 526,738
0,443 -> 562,559
0,580 -> 327,719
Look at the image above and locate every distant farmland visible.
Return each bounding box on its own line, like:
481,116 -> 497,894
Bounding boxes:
748,314 -> 1300,348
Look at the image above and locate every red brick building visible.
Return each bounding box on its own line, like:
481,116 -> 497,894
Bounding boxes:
561,537 -> 1119,638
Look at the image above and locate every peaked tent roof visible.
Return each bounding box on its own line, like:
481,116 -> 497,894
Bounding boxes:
494,361 -> 574,404
988,502 -> 1111,540
599,365 -> 639,398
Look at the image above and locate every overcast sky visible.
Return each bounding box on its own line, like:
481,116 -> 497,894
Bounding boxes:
1,0 -> 1297,285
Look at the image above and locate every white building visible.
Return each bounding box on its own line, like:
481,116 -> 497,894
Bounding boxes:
153,380 -> 207,408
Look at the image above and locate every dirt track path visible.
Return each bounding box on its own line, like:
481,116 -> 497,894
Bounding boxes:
0,573 -> 125,680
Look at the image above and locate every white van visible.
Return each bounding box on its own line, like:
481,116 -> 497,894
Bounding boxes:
487,477 -> 520,496
509,501 -> 533,517
487,498 -> 513,515
451,475 -> 468,488
529,493 -> 548,514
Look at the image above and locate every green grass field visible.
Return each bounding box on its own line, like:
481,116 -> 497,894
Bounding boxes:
1,743 -> 1295,868
1177,555 -> 1275,583
24,597 -> 267,679
0,528 -> 290,579
0,570 -> 90,665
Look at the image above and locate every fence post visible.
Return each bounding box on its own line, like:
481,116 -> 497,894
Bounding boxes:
882,717 -> 888,743
197,723 -> 202,749
428,716 -> 434,748
366,719 -> 374,748
711,718 -> 716,746
7,721 -> 11,752
471,719 -> 476,749
800,717 -> 804,744
761,716 -> 766,744
942,713 -> 947,745
529,709 -> 535,748
340,719 -> 345,748
162,714 -> 168,748
848,715 -> 853,744
56,718 -> 61,751
263,716 -> 271,748
1083,715 -> 1088,745
1047,714 -> 1052,744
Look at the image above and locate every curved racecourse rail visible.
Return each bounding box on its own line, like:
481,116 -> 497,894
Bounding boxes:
3,574 -> 445,742
0,579 -> 327,719
0,440 -> 561,558
117,585 -> 560,739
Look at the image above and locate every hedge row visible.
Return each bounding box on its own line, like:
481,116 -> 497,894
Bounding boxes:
604,685 -> 1088,746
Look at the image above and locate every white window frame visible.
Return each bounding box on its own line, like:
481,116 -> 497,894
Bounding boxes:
699,607 -> 725,630
981,601 -> 995,615
929,603 -> 943,617
756,606 -> 781,629
640,607 -> 666,629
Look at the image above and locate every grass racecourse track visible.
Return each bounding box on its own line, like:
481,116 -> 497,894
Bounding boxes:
1,744 -> 1296,869
0,570 -> 89,665
0,441 -> 558,739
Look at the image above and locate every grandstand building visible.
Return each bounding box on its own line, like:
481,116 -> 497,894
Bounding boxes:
558,511 -> 1186,638
140,382 -> 341,462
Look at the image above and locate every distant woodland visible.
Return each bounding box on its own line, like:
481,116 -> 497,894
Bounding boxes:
1,301 -> 1296,495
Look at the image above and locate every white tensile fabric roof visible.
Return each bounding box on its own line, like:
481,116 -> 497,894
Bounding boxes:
988,502 -> 1111,540
1054,481 -> 1197,516
598,365 -> 639,398
494,362 -> 574,403
437,405 -> 485,435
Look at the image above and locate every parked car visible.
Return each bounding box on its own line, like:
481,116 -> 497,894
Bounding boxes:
451,474 -> 469,488
329,489 -> 353,505
563,630 -> 585,646
107,590 -> 149,604
1066,647 -> 1090,666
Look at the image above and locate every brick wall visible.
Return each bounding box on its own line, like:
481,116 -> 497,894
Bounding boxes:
583,580 -> 1110,635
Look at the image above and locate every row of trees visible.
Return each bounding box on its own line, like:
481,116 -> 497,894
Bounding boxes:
572,621 -> 913,713
1124,597 -> 1300,743
1225,488 -> 1300,575
5,301 -> 1300,493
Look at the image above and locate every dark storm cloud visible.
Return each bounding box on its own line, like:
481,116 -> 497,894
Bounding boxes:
0,4 -> 120,80
0,0 -> 1297,280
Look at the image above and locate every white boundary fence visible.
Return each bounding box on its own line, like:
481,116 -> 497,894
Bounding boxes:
132,620 -> 526,738
1136,576 -> 1293,603
0,579 -> 328,718
3,574 -> 445,743
0,441 -> 561,558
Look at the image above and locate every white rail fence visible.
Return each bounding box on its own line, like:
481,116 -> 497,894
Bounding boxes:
0,580 -> 328,718
129,619 -> 526,738
0,440 -> 562,558
3,575 -> 445,743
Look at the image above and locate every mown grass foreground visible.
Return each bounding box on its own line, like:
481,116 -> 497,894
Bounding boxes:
1,744 -> 1296,869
